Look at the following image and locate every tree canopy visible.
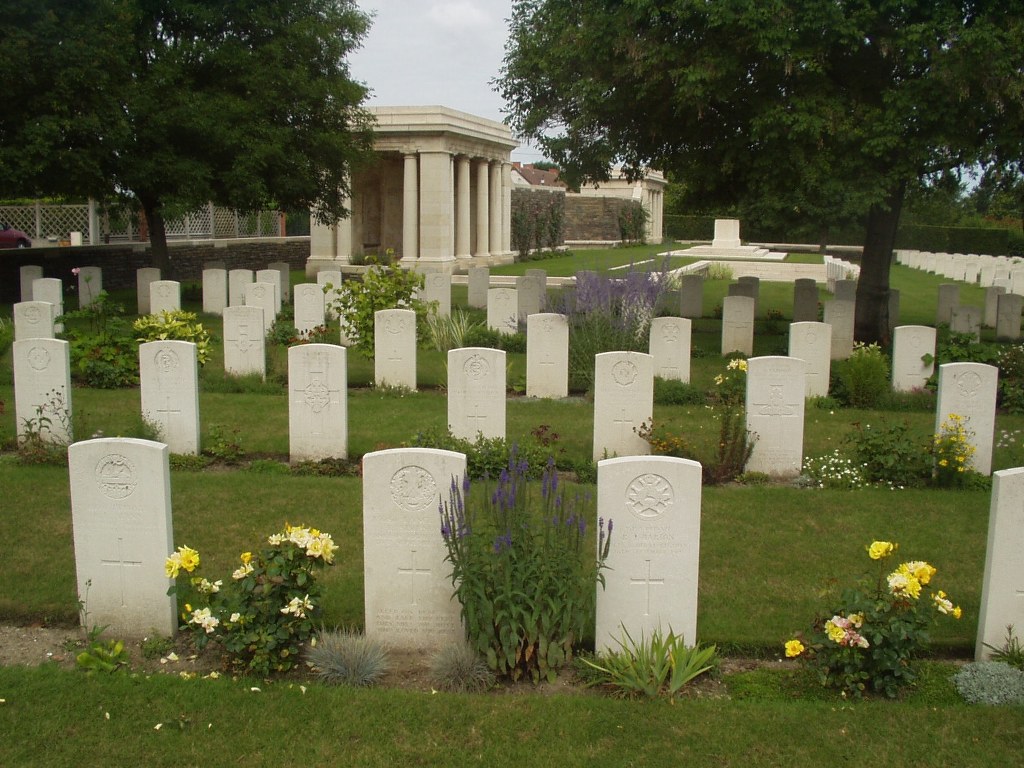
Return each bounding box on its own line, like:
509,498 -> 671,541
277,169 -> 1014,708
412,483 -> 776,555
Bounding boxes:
499,0 -> 1024,343
0,0 -> 374,272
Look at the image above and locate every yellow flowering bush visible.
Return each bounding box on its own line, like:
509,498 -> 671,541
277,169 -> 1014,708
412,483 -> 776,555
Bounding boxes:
932,413 -> 978,488
166,523 -> 337,675
785,540 -> 962,698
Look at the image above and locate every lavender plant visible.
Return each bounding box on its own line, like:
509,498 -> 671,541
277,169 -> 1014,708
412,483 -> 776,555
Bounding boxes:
440,453 -> 612,683
558,264 -> 673,391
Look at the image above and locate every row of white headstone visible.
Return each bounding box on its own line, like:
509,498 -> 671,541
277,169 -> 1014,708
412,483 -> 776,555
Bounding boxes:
64,435 -> 1021,661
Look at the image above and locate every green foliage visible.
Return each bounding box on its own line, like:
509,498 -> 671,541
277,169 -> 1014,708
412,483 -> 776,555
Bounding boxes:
133,310 -> 211,365
953,662 -> 1024,706
461,325 -> 527,353
0,316 -> 13,358
139,634 -> 175,660
635,419 -> 700,461
800,450 -> 869,490
832,343 -> 890,409
75,627 -> 129,674
440,456 -> 610,683
788,541 -> 963,698
410,427 -> 553,480
168,524 -> 337,675
932,413 -> 980,488
653,377 -> 706,406
429,642 -> 495,693
326,265 -> 429,356
61,292 -> 139,388
266,319 -> 300,346
846,420 -> 931,488
306,628 -> 390,687
17,388 -> 72,464
204,424 -> 245,464
617,201 -> 648,243
580,626 -> 718,698
425,308 -> 483,352
984,626 -> 1024,671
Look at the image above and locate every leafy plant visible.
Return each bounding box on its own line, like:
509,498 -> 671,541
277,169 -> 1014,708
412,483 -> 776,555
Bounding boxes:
984,625 -> 1024,671
325,263 -> 430,356
580,625 -> 718,698
133,310 -> 211,365
0,315 -> 13,357
846,420 -> 931,488
429,642 -> 495,693
832,342 -> 890,408
786,540 -> 963,698
617,201 -> 648,243
204,423 -> 245,463
140,634 -> 176,660
424,307 -> 483,352
306,628 -> 390,687
75,626 -> 129,674
411,427 -> 553,480
440,454 -> 611,682
167,524 -> 337,675
17,388 -> 72,464
931,413 -> 979,488
800,450 -> 869,490
60,292 -> 139,388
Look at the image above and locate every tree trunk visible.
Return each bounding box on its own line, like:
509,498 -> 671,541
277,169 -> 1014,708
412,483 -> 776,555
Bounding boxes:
140,196 -> 171,276
854,182 -> 906,347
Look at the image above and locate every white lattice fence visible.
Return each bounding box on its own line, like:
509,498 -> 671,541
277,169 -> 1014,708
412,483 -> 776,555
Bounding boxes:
0,203 -> 90,240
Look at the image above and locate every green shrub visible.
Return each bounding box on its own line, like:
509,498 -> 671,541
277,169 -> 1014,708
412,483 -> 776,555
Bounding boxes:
306,628 -> 390,687
410,427 -> 552,480
133,310 -> 211,365
653,377 -> 705,405
846,420 -> 931,488
786,540 -> 963,698
953,662 -> 1024,706
800,450 -> 870,490
325,264 -> 430,356
167,524 -> 337,675
0,316 -> 13,357
61,292 -> 139,388
440,456 -> 611,683
580,626 -> 718,698
832,342 -> 890,408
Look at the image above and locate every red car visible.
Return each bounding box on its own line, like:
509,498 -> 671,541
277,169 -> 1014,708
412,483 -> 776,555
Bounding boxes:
0,223 -> 32,248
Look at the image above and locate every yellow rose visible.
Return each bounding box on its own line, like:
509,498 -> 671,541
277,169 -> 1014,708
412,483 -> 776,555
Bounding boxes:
867,541 -> 897,560
953,606 -> 963,619
164,553 -> 182,579
177,546 -> 200,573
240,552 -> 252,565
785,639 -> 804,658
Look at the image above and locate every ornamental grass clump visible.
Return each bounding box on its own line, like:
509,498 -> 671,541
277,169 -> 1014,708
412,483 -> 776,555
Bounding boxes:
785,540 -> 962,698
306,628 -> 390,687
166,524 -> 336,675
440,453 -> 612,683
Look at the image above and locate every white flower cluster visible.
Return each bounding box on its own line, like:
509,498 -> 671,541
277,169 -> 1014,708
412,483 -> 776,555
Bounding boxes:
281,595 -> 314,619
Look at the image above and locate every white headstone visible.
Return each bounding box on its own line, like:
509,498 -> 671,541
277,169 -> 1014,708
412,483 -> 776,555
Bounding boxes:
516,274 -> 546,321
745,356 -> 806,477
950,305 -> 981,341
526,313 -> 569,398
823,299 -> 855,360
375,309 -> 417,390
13,338 -> 73,445
32,277 -> 64,333
996,293 -> 1023,340
149,280 -> 181,315
77,266 -> 102,308
137,267 -> 161,315
984,285 -> 1006,328
792,278 -> 819,323
891,325 -> 936,392
649,317 -> 692,383
975,467 -> 1024,660
288,343 -> 347,462
935,362 -> 998,475
721,296 -> 755,356
202,268 -> 228,316
787,322 -> 831,398
268,261 -> 291,303
679,274 -> 703,319
487,287 -> 518,336
593,351 -> 653,461
228,269 -> 254,307
937,284 -> 960,325
255,269 -> 283,315
317,269 -> 343,319
467,267 -> 490,309
139,341 -> 200,455
69,438 -> 176,637
422,273 -> 451,317
20,265 -> 43,302
246,281 -> 278,332
448,348 -> 506,440
14,301 -> 55,341
362,448 -> 466,649
595,455 -> 702,652
222,306 -> 266,378
293,283 -> 326,338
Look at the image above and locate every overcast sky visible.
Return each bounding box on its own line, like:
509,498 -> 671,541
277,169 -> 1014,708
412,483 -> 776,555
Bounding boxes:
349,0 -> 545,161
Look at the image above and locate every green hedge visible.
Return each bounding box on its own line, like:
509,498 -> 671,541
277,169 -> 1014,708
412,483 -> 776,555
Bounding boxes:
895,225 -> 1010,255
665,214 -> 715,240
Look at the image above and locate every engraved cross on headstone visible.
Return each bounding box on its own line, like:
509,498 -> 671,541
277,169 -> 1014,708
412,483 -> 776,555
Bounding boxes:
630,559 -> 665,617
467,402 -> 489,431
397,550 -> 432,606
155,395 -> 181,437
101,538 -> 142,608
614,408 -> 634,440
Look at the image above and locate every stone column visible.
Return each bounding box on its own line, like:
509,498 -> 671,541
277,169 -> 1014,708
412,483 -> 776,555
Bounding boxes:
402,153 -> 419,264
489,160 -> 502,256
475,159 -> 490,259
455,156 -> 471,259
501,162 -> 513,256
335,197 -> 353,265
418,151 -> 455,266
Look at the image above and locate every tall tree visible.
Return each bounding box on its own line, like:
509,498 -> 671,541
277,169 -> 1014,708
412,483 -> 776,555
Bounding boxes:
499,0 -> 1024,343
0,0 -> 373,273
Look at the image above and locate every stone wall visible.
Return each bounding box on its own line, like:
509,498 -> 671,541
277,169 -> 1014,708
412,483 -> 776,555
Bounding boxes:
563,196 -> 633,242
1,238 -> 310,303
